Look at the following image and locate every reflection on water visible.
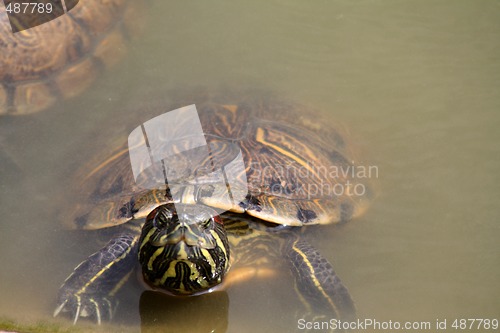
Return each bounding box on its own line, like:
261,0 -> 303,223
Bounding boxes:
140,291 -> 229,332
1,1 -> 499,332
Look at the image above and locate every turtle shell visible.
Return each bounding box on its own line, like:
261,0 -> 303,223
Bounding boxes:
0,0 -> 142,115
67,93 -> 372,230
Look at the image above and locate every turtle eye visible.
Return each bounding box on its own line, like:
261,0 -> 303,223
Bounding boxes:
201,218 -> 212,229
153,208 -> 171,229
153,215 -> 166,229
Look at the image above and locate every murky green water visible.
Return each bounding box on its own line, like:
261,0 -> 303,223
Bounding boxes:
1,1 -> 499,332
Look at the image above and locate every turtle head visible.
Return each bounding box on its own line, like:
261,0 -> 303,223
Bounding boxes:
138,203 -> 230,295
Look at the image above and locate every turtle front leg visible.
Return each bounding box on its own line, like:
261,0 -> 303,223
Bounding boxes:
54,234 -> 138,324
286,239 -> 357,322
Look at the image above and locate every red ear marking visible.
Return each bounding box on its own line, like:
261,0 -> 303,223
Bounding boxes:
147,207 -> 160,220
213,215 -> 224,225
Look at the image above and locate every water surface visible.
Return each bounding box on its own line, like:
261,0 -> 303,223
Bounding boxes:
1,1 -> 499,332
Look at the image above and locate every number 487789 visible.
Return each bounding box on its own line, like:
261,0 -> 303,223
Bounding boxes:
451,318 -> 499,330
5,2 -> 54,14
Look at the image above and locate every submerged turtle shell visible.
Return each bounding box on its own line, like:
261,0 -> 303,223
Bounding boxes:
0,0 -> 141,115
67,93 -> 372,230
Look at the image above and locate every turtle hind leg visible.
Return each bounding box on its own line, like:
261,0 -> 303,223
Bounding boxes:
54,234 -> 138,324
286,239 -> 356,322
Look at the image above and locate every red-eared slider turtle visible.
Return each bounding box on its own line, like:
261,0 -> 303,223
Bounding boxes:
0,0 -> 140,115
54,93 -> 372,325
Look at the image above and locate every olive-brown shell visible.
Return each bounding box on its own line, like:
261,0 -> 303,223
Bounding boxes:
0,0 -> 141,115
67,93 -> 373,230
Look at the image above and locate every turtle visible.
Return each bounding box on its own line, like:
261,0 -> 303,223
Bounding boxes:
53,92 -> 372,326
0,0 -> 142,116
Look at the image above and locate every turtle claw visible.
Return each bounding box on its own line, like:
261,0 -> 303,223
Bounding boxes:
54,234 -> 137,324
54,294 -> 116,325
53,299 -> 68,318
73,301 -> 81,325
